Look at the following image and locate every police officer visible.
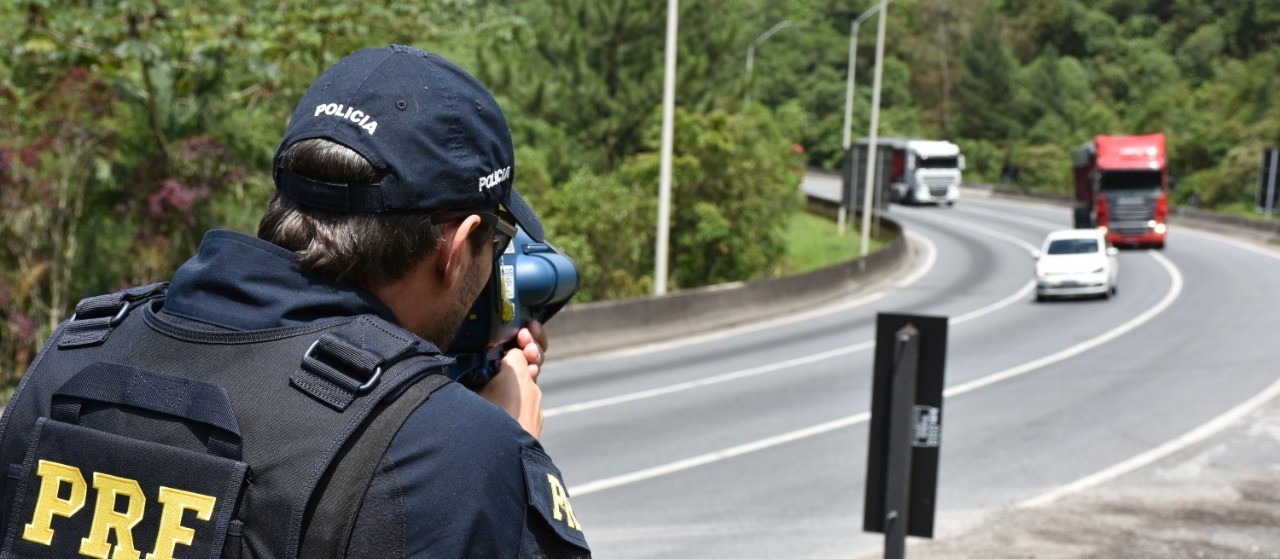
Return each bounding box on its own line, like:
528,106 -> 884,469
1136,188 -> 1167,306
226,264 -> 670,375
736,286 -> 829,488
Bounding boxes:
0,45 -> 589,559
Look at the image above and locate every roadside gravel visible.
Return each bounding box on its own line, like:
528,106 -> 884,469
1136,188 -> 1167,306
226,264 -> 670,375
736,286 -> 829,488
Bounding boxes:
904,394 -> 1280,558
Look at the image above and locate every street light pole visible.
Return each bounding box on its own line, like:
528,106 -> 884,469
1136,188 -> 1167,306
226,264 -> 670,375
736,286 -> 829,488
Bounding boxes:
860,0 -> 890,257
839,2 -> 892,236
744,20 -> 793,104
655,0 -> 679,295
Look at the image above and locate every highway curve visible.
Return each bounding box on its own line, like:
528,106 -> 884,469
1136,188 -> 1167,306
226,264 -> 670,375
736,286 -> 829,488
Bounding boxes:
535,193 -> 1280,558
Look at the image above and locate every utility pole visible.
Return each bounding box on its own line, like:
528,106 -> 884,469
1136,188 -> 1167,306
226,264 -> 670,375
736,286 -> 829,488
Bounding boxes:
860,0 -> 890,257
655,0 -> 679,295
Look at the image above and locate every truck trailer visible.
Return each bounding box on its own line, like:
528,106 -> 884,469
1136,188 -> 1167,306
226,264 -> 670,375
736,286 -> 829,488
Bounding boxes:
851,138 -> 965,206
1072,133 -> 1170,249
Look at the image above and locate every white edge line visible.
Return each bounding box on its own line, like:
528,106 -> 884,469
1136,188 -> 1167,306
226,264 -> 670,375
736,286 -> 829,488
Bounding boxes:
956,200 -> 1068,230
950,280 -> 1035,325
566,250 -> 1185,498
555,229 -> 937,363
548,218 -> 1029,418
943,251 -> 1182,399
1178,226 -> 1280,262
571,413 -> 870,496
912,209 -> 1041,253
580,291 -> 884,361
895,229 -> 937,287
545,342 -> 876,417
1019,374 -> 1280,508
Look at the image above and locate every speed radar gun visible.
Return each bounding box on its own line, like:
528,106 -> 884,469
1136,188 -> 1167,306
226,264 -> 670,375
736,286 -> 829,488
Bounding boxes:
445,226 -> 579,389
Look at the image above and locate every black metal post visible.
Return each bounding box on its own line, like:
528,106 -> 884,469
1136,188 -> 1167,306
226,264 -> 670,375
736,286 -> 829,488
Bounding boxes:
883,325 -> 919,559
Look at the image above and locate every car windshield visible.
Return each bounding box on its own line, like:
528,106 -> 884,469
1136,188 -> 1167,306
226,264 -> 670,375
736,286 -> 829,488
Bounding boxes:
1046,238 -> 1100,255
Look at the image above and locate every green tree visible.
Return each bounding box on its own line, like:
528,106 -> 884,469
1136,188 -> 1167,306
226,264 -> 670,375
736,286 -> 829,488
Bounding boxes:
538,169 -> 656,302
0,68 -> 117,385
621,107 -> 805,289
955,9 -> 1021,142
476,0 -> 667,176
1021,45 -> 1093,144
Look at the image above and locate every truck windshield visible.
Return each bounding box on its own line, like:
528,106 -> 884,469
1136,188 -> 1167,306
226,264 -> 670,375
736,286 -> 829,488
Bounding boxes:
916,156 -> 959,169
1099,170 -> 1161,192
1046,239 -> 1100,255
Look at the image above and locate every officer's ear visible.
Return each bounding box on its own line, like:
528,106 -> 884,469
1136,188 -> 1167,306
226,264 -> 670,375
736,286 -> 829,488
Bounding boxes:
437,214 -> 484,289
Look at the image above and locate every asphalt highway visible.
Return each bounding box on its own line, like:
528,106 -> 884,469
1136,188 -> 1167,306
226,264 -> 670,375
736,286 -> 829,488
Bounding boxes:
536,187 -> 1280,558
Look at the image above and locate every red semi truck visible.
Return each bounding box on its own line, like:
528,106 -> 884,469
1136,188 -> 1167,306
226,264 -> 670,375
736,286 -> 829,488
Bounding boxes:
1072,133 -> 1170,249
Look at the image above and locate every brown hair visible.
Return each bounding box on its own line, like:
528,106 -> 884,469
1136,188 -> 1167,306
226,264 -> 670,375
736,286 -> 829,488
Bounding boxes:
258,139 -> 488,288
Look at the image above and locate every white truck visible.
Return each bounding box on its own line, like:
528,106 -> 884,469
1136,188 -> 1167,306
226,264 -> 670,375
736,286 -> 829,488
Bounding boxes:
852,137 -> 965,206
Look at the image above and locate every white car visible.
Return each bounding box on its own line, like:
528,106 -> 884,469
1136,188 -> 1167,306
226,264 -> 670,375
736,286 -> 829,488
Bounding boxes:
1032,229 -> 1119,301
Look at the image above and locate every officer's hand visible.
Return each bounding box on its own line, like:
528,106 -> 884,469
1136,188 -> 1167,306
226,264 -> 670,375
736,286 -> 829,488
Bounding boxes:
479,323 -> 547,438
522,320 -> 549,381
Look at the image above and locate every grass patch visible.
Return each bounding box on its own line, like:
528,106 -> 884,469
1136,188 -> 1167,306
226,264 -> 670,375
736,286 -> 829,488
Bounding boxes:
778,211 -> 886,275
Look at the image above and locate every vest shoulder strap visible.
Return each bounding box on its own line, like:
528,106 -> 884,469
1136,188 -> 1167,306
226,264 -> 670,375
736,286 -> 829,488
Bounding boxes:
57,282 -> 167,349
300,369 -> 452,559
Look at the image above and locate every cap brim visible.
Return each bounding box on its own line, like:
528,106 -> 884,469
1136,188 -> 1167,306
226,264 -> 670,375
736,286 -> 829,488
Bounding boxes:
504,189 -> 545,242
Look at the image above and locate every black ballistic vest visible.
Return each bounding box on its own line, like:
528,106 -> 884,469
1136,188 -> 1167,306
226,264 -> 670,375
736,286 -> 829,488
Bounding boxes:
0,283 -> 452,559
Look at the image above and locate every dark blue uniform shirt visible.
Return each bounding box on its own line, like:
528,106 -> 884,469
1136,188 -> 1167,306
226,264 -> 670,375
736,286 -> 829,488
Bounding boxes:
160,230 -> 589,558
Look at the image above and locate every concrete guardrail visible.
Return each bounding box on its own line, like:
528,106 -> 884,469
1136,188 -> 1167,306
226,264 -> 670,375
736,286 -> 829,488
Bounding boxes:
546,201 -> 909,358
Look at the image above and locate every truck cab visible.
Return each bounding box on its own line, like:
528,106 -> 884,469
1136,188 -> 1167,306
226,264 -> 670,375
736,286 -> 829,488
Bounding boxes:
1072,134 -> 1169,249
892,139 -> 965,206
851,137 -> 964,207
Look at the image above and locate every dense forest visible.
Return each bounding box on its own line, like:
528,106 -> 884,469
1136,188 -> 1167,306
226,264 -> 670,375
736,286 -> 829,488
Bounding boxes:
2,0 -> 1277,388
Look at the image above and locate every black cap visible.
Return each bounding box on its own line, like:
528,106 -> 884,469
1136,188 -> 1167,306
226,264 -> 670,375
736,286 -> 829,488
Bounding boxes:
272,44 -> 544,241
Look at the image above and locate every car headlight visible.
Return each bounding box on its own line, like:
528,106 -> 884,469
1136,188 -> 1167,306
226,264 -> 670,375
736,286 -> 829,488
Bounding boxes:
1035,267 -> 1046,278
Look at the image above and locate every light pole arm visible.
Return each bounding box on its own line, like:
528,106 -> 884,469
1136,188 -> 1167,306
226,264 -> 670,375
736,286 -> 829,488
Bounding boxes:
744,20 -> 793,103
841,1 -> 893,152
839,0 -> 893,235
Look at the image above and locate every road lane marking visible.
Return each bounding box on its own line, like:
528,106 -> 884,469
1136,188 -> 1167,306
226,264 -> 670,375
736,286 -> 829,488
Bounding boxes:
555,230 -> 935,363
571,412 -> 870,496
549,216 -> 1036,418
546,279 -> 1032,419
942,250 -> 1181,398
546,341 -> 876,417
950,280 -> 1035,324
896,229 -> 937,287
952,201 -> 1069,230
567,246 -> 1184,497
900,208 -> 1040,253
549,219 -> 1038,418
568,292 -> 884,362
1019,373 -> 1280,508
1179,227 -> 1280,262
